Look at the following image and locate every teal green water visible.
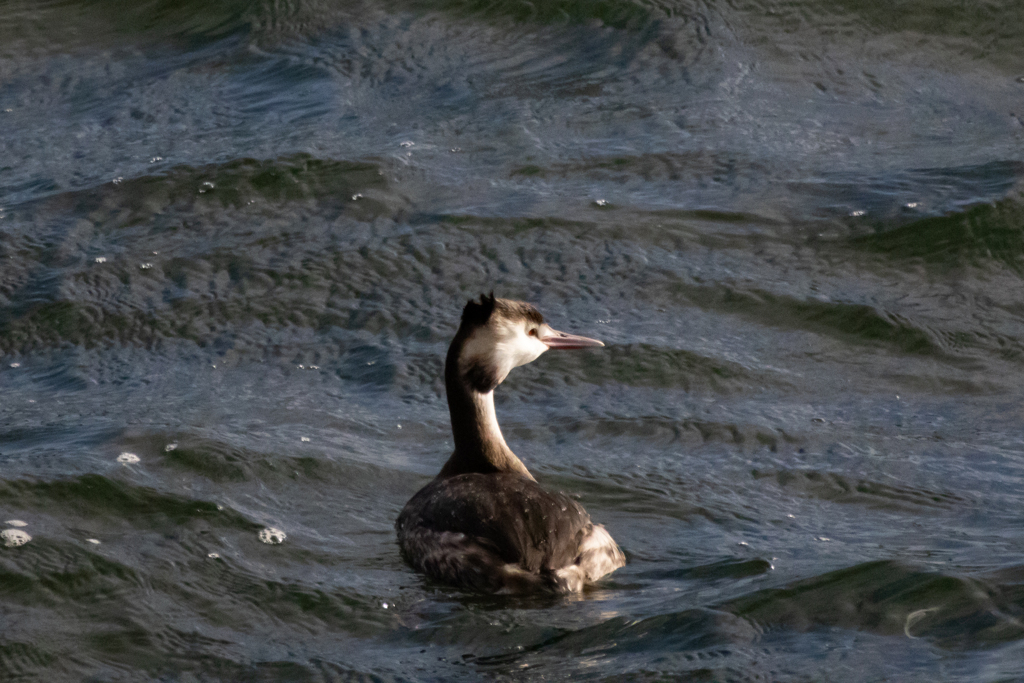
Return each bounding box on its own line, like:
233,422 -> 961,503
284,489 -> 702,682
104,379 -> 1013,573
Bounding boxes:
2,1 -> 1024,680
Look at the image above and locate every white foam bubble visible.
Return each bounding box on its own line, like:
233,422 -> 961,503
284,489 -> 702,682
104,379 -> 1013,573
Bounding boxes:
208,552 -> 220,559
117,452 -> 140,464
86,538 -> 101,544
165,443 -> 178,452
2,529 -> 31,548
904,608 -> 938,638
5,520 -> 27,527
258,527 -> 286,545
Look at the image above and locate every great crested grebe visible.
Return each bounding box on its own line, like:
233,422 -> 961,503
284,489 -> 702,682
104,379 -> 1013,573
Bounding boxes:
396,294 -> 625,593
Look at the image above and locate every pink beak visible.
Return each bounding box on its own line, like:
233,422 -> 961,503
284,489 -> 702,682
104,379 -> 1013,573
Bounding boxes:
540,328 -> 605,350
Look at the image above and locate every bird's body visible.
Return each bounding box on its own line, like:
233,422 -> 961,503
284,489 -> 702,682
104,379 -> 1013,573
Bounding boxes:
396,294 -> 624,593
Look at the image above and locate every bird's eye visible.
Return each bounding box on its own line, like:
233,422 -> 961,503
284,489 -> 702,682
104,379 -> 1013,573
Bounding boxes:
527,328 -> 537,337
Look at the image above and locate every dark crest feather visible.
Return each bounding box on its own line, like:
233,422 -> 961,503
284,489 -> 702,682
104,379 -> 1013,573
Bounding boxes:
462,292 -> 496,327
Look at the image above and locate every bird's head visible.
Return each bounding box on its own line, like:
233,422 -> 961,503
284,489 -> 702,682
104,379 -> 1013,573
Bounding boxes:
455,293 -> 604,393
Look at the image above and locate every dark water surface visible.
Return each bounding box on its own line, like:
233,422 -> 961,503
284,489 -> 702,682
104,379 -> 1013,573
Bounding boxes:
3,0 -> 1024,680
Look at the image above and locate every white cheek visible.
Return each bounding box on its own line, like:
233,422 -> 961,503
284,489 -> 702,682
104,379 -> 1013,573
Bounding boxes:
508,335 -> 547,368
459,324 -> 548,385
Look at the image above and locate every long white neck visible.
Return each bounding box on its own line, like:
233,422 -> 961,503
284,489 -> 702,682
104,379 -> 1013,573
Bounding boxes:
437,330 -> 534,480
